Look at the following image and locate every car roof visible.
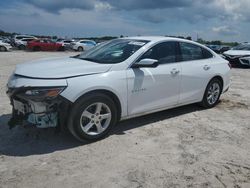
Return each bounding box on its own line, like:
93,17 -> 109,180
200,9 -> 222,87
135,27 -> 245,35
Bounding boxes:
124,36 -> 197,43
123,36 -> 216,55
21,38 -> 35,40
79,40 -> 95,42
15,35 -> 34,38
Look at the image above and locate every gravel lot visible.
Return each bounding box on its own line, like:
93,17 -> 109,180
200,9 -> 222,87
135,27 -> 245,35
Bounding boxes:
0,51 -> 250,188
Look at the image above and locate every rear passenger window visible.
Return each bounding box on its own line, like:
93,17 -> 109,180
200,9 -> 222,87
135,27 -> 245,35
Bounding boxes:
180,42 -> 204,61
179,42 -> 213,62
139,42 -> 177,64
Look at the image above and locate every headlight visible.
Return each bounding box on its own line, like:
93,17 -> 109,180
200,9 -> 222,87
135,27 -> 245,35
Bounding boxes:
18,87 -> 65,101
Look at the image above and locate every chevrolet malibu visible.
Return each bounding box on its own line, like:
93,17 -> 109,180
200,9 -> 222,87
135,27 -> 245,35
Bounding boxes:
7,37 -> 231,141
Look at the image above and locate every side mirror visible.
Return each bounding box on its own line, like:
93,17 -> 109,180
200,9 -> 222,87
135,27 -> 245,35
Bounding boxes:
132,58 -> 159,68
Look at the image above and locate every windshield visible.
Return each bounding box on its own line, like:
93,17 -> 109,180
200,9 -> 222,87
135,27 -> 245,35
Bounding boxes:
77,39 -> 149,64
232,44 -> 250,51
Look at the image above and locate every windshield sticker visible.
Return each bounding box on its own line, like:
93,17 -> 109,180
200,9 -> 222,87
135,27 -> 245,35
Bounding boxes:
128,41 -> 146,46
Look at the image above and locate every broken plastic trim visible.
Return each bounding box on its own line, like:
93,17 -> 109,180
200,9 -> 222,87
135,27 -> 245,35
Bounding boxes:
7,87 -> 72,130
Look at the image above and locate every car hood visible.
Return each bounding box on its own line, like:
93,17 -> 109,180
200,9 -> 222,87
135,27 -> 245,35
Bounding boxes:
14,57 -> 112,79
223,50 -> 250,56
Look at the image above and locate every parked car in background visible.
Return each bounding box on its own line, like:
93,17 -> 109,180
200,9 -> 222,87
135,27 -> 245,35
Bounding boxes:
206,45 -> 221,53
206,45 -> 231,54
16,38 -> 36,50
27,39 -> 65,51
218,46 -> 231,54
57,39 -> 75,49
71,40 -> 96,51
0,37 -> 11,44
13,35 -> 37,46
56,38 -> 64,42
7,36 -> 231,141
0,40 -> 12,51
223,43 -> 250,67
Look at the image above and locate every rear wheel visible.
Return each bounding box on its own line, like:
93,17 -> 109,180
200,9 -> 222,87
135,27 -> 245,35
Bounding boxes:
0,46 -> 7,52
19,45 -> 26,50
201,78 -> 222,108
33,46 -> 41,51
68,93 -> 118,141
58,46 -> 65,51
78,46 -> 84,51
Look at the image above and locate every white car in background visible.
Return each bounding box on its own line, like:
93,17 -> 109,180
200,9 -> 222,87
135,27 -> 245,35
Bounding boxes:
0,40 -> 12,51
57,39 -> 75,49
15,38 -> 37,50
71,40 -> 96,51
7,36 -> 231,141
13,35 -> 37,46
223,43 -> 250,67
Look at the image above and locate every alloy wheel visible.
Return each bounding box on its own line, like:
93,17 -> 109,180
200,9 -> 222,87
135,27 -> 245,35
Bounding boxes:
80,102 -> 112,136
207,82 -> 220,105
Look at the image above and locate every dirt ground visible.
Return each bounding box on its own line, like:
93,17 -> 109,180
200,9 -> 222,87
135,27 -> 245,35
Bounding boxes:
0,51 -> 249,188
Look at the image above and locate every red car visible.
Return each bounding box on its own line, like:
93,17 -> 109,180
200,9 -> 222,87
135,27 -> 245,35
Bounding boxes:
27,39 -> 65,51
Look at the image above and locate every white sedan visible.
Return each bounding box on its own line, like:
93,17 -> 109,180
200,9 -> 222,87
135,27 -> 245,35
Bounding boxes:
15,38 -> 37,50
7,36 -> 231,141
71,40 -> 96,51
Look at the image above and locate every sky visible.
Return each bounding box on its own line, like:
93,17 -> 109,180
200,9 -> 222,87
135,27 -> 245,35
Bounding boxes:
0,0 -> 249,42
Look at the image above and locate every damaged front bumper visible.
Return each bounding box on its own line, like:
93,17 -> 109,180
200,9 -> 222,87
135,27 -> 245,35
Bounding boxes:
223,54 -> 250,67
6,86 -> 72,129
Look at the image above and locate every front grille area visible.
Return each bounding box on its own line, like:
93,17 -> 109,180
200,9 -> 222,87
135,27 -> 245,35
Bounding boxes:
224,55 -> 241,65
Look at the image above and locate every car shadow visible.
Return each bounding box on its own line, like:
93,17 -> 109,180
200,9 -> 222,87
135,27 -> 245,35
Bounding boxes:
0,104 -> 203,157
113,104 -> 204,134
0,114 -> 82,157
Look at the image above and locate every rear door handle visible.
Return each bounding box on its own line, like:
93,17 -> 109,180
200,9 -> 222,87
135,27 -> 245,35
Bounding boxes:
170,68 -> 180,75
203,65 -> 211,70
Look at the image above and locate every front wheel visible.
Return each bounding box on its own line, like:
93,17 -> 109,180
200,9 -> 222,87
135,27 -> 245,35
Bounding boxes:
78,46 -> 84,51
19,45 -> 26,50
0,46 -> 7,52
58,46 -> 65,51
68,93 -> 118,141
201,78 -> 222,108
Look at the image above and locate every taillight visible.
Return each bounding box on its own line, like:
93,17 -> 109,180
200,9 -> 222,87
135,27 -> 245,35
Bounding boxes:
228,62 -> 232,69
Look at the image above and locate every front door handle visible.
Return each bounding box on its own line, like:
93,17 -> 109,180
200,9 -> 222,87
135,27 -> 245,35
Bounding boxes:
170,68 -> 180,75
203,65 -> 211,71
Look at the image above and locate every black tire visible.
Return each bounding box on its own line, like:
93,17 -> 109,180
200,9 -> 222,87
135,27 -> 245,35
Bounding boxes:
68,93 -> 118,141
33,46 -> 41,51
19,45 -> 26,50
58,46 -> 65,51
0,46 -> 7,52
201,78 -> 222,108
78,46 -> 84,51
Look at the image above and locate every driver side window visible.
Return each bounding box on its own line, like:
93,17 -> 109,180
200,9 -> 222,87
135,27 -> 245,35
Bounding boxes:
139,42 -> 177,64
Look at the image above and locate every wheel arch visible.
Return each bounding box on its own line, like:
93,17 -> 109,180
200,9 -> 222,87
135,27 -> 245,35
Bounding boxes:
210,75 -> 224,89
0,45 -> 7,51
78,46 -> 84,51
201,75 -> 224,102
74,89 -> 122,121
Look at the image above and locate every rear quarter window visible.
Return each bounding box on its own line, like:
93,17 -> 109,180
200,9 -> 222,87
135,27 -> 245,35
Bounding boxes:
180,42 -> 213,61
